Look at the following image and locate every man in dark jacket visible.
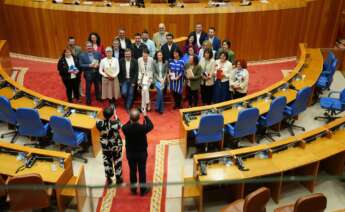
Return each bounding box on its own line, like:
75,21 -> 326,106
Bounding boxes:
161,32 -> 178,61
122,108 -> 154,196
119,48 -> 138,111
188,23 -> 208,49
132,33 -> 147,59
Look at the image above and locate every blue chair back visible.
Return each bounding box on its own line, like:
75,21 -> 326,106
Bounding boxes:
288,87 -> 312,116
0,96 -> 16,125
50,116 -> 78,147
318,59 -> 337,89
195,114 -> 224,145
265,96 -> 287,127
16,108 -> 47,137
233,108 -> 259,137
323,52 -> 336,71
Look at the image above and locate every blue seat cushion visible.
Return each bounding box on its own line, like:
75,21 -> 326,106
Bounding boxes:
193,129 -> 223,145
320,98 -> 344,111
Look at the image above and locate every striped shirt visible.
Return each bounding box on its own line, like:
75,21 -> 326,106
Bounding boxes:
169,59 -> 185,94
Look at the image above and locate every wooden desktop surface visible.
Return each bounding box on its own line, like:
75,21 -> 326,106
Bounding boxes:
0,141 -> 74,212
0,141 -> 72,183
0,0 -> 342,60
192,116 -> 345,209
194,116 -> 345,182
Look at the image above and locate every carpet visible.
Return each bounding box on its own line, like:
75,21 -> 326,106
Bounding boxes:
10,56 -> 296,212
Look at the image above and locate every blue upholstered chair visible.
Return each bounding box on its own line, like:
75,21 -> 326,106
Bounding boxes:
284,87 -> 312,136
322,51 -> 336,75
50,116 -> 88,163
0,96 -> 18,143
258,96 -> 287,142
16,108 -> 50,147
314,58 -> 337,103
225,107 -> 259,148
193,114 -> 224,152
314,89 -> 345,122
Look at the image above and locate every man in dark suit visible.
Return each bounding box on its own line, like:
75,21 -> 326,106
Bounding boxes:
122,108 -> 153,196
132,33 -> 147,59
207,27 -> 221,52
161,33 -> 178,61
119,48 -> 138,111
189,23 -> 208,49
79,41 -> 101,105
116,28 -> 133,51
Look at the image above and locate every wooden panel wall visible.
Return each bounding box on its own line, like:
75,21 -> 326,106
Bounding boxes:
0,0 -> 343,60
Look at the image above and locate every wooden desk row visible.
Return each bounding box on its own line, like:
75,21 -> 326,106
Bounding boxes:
191,116 -> 345,211
0,140 -> 74,212
179,43 -> 323,157
0,67 -> 102,157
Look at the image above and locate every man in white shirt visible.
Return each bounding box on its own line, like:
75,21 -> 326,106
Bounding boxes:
161,33 -> 178,61
119,49 -> 138,111
188,23 -> 208,49
141,30 -> 156,58
116,28 -> 133,51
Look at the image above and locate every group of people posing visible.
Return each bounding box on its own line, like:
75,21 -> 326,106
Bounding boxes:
57,23 -> 249,113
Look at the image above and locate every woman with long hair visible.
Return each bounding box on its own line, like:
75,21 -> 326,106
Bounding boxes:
57,46 -> 81,103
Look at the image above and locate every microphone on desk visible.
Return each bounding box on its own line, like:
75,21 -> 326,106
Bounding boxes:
103,1 -> 112,7
240,0 -> 251,6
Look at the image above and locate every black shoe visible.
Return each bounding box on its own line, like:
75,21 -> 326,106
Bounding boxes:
130,188 -> 137,195
140,187 -> 151,196
116,177 -> 123,185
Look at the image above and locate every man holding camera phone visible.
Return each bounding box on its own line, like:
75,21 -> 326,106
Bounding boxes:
122,108 -> 154,196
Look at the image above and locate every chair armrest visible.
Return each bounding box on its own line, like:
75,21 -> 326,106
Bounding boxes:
284,106 -> 293,114
328,91 -> 340,98
192,130 -> 198,136
259,115 -> 267,121
225,124 -> 234,131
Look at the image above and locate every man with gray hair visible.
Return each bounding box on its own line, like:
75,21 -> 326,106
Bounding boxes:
79,41 -> 101,105
153,23 -> 168,51
122,108 -> 153,196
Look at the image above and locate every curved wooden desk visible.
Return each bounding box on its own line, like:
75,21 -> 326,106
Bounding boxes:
0,41 -> 102,157
0,0 -> 342,60
0,140 -> 73,212
179,43 -> 323,157
192,116 -> 345,211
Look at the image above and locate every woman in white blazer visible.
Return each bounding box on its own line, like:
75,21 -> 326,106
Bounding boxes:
138,49 -> 154,111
